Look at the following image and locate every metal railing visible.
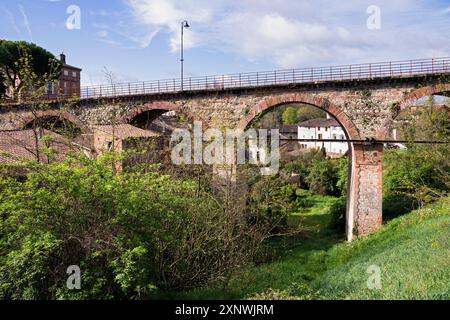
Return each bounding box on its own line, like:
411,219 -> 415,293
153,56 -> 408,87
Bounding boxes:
80,57 -> 450,99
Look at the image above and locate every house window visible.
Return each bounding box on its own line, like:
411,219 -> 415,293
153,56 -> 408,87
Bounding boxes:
72,71 -> 77,78
318,134 -> 323,139
46,83 -> 55,95
63,70 -> 69,76
106,141 -> 113,151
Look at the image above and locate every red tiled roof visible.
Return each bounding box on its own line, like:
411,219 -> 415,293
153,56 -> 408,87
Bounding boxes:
0,129 -> 74,163
92,124 -> 160,140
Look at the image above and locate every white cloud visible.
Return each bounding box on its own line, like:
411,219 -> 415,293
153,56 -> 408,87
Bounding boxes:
440,7 -> 450,15
96,30 -> 108,38
3,9 -> 21,36
122,0 -> 450,68
18,4 -> 33,42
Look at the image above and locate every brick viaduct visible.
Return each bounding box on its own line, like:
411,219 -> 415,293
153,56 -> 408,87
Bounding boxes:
1,71 -> 449,241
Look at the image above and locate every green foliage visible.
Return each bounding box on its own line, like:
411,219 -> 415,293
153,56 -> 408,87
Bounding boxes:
336,157 -> 349,195
281,150 -> 346,197
0,155 -> 259,299
383,101 -> 449,208
306,159 -> 339,196
281,106 -> 298,125
0,40 -> 60,99
248,176 -> 296,231
328,196 -> 346,232
296,105 -> 327,123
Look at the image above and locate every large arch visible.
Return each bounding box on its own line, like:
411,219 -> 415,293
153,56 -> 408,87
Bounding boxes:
236,93 -> 381,241
398,83 -> 450,110
21,110 -> 86,133
121,101 -> 195,125
237,93 -> 360,140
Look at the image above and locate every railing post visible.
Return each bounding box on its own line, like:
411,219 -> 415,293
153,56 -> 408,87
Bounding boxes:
369,63 -> 371,78
86,87 -> 89,98
432,58 -> 435,73
349,65 -> 352,80
390,62 -> 392,77
128,83 -> 131,95
274,71 -> 277,84
189,77 -> 192,91
158,80 -> 160,93
256,72 -> 259,86
142,81 -> 145,94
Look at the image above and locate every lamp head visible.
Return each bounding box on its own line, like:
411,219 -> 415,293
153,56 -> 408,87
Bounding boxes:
183,20 -> 190,28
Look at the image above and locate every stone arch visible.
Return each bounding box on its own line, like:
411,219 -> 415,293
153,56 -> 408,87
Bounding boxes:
237,93 -> 360,140
236,93 -> 376,242
121,101 -> 195,125
21,110 -> 86,133
398,83 -> 450,110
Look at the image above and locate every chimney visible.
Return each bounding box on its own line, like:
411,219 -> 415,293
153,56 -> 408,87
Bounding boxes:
60,53 -> 66,65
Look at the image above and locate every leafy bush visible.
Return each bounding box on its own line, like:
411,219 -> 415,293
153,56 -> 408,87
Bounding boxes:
281,151 -> 346,197
305,159 -> 339,196
383,145 -> 449,208
328,196 -> 347,232
248,175 -> 296,232
0,155 -> 260,299
383,101 -> 450,209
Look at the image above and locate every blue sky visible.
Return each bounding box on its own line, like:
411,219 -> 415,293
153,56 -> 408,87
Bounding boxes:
1,0 -> 449,86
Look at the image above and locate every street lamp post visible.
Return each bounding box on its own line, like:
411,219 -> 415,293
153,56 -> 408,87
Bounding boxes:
180,20 -> 190,91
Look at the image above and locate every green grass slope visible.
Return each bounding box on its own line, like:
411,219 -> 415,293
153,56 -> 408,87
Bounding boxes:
316,198 -> 450,299
161,197 -> 449,300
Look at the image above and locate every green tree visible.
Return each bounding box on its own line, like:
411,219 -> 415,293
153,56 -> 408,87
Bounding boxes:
0,40 -> 60,99
297,104 -> 327,122
282,106 -> 298,125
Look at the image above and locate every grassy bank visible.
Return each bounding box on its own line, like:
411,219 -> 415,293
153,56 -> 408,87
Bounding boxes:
160,196 -> 449,300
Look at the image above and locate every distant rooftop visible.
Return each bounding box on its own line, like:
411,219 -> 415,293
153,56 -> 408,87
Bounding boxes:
0,129 -> 73,163
92,124 -> 159,139
297,118 -> 340,128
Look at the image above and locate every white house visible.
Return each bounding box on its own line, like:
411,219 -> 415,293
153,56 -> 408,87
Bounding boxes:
297,116 -> 348,157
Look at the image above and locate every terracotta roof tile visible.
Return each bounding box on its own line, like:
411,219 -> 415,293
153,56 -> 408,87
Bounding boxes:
0,129 -> 74,163
92,124 -> 160,139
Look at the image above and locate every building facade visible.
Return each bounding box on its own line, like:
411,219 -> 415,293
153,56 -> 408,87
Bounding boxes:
47,53 -> 81,98
297,116 -> 348,157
